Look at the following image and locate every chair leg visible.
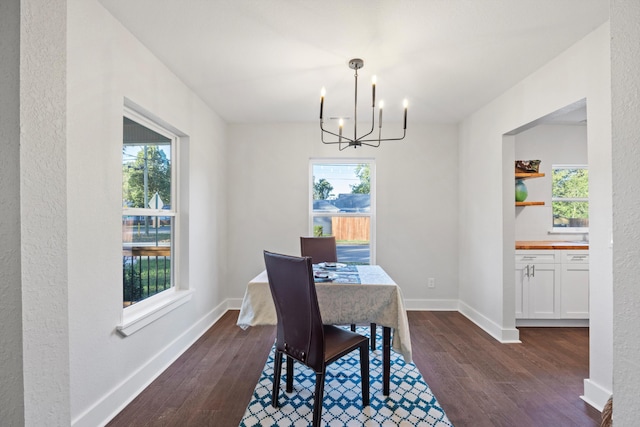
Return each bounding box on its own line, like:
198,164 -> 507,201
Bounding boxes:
350,324 -> 356,332
383,326 -> 391,396
272,351 -> 283,408
359,343 -> 370,406
312,371 -> 325,427
286,356 -> 294,393
370,323 -> 376,350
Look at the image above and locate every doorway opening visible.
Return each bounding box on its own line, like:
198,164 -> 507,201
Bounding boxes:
505,99 -> 589,327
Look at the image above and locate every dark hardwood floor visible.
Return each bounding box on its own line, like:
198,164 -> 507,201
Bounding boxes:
107,310 -> 601,427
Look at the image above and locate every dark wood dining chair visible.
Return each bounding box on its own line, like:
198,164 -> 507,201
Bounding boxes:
300,236 -> 378,351
300,236 -> 338,264
263,251 -> 370,427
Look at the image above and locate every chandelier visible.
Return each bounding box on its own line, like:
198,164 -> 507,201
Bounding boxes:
320,58 -> 407,150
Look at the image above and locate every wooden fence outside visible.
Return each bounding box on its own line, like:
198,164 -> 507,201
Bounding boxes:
331,217 -> 370,242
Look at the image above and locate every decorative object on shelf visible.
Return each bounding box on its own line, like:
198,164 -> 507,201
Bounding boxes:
515,179 -> 528,202
515,160 -> 541,173
319,58 -> 407,150
515,171 -> 544,206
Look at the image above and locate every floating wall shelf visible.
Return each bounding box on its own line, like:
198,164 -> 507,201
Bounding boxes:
515,172 -> 545,180
516,201 -> 545,206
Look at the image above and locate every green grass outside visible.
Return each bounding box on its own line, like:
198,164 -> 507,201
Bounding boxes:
336,240 -> 369,245
123,257 -> 171,305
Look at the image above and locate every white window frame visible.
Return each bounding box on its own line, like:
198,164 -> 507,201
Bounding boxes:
118,106 -> 191,336
309,158 -> 376,264
551,164 -> 589,233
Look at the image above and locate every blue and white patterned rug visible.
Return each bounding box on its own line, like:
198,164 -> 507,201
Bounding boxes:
240,328 -> 453,426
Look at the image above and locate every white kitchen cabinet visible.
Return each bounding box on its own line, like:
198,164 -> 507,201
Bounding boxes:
560,252 -> 589,318
515,252 -> 560,319
515,249 -> 589,321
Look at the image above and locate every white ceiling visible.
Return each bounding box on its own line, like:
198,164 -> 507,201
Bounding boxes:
98,0 -> 608,125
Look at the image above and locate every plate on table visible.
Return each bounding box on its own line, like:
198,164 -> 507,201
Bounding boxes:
318,262 -> 346,270
314,271 -> 337,282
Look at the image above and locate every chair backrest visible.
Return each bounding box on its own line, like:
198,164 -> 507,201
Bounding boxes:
300,236 -> 338,264
263,251 -> 325,371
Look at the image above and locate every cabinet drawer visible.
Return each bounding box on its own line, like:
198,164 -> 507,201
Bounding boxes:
515,252 -> 556,264
562,252 -> 589,264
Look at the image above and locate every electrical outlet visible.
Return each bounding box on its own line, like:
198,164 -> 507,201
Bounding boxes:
428,278 -> 435,288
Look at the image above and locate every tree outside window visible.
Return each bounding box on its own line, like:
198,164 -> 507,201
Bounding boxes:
123,145 -> 171,209
552,165 -> 589,228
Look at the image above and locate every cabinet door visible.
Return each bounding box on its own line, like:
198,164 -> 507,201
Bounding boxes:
527,263 -> 560,319
515,263 -> 527,318
515,252 -> 559,319
561,253 -> 589,318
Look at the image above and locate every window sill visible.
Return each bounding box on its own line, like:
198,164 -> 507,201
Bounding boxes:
117,289 -> 194,337
548,228 -> 589,234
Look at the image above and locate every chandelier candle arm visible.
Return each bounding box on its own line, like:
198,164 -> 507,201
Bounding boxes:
372,75 -> 376,108
353,64 -> 358,142
319,58 -> 407,149
403,99 -> 408,129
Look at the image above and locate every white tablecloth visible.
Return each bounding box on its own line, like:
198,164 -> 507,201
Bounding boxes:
237,265 -> 412,363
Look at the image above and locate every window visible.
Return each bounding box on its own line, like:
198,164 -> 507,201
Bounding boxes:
122,111 -> 177,307
552,165 -> 589,229
309,160 -> 375,264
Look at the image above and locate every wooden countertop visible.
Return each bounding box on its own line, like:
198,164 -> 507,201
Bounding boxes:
516,240 -> 589,250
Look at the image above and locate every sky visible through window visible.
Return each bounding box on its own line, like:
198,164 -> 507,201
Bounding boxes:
122,146 -> 171,164
313,164 -> 361,197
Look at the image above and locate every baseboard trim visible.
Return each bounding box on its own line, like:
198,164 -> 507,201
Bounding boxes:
516,318 -> 589,327
458,301 -> 521,343
581,378 -> 611,412
73,300 -> 232,427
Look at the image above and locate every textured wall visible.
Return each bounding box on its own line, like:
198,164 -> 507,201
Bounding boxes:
20,0 -> 71,425
0,0 -> 25,424
611,0 -> 640,423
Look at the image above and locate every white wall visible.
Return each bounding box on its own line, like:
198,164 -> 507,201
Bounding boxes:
611,1 -> 640,423
514,124 -> 588,241
67,1 -> 228,425
226,123 -> 460,309
0,0 -> 25,424
459,23 -> 612,408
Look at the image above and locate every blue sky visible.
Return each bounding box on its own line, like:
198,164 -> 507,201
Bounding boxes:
312,163 -> 363,197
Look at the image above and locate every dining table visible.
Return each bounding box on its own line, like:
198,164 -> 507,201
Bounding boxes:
237,263 -> 412,395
